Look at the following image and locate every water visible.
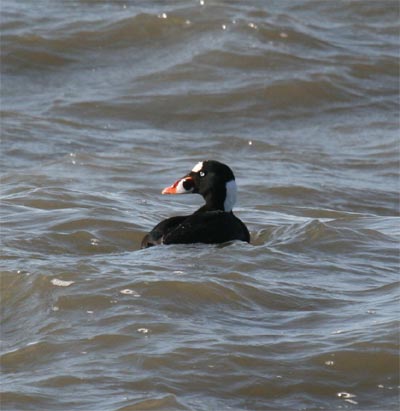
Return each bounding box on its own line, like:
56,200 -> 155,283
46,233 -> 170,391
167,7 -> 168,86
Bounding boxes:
1,1 -> 399,410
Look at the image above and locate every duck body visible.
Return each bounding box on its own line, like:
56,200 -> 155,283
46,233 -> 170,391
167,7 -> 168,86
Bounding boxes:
142,210 -> 249,247
141,160 -> 250,248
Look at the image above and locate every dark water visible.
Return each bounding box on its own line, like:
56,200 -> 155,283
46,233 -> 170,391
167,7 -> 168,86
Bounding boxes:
1,1 -> 399,410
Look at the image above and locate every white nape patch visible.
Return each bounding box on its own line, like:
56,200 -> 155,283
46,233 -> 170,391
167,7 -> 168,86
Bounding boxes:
176,178 -> 193,193
192,161 -> 203,173
224,179 -> 237,212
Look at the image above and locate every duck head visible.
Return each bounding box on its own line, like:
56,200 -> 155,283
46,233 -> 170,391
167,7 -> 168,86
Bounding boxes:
162,160 -> 237,212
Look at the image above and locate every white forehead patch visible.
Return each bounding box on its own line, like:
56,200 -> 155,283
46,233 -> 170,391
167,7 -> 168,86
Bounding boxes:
192,161 -> 203,173
224,180 -> 237,212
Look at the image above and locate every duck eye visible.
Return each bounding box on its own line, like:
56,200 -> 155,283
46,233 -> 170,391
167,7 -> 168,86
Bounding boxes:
199,171 -> 206,178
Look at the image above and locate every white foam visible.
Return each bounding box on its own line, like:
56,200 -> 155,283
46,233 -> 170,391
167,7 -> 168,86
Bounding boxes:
224,179 -> 237,212
51,278 -> 75,287
120,289 -> 141,297
192,161 -> 203,173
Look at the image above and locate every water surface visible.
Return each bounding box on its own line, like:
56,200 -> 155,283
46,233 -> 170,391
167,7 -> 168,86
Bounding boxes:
1,1 -> 399,410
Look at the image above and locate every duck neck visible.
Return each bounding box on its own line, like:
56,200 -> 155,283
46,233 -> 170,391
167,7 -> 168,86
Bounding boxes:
195,180 -> 237,213
201,190 -> 226,212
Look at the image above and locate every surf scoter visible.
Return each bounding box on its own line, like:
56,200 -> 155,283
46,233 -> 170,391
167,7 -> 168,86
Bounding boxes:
141,160 -> 250,248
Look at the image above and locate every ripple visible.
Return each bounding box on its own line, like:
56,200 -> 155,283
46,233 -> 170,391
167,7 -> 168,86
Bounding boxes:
115,394 -> 189,411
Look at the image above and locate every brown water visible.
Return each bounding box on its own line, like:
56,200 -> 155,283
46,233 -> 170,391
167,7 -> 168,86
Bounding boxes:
1,1 -> 399,410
